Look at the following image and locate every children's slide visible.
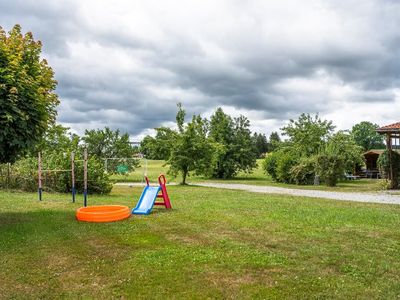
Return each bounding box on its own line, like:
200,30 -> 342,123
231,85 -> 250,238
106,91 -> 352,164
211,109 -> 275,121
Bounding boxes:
132,185 -> 161,215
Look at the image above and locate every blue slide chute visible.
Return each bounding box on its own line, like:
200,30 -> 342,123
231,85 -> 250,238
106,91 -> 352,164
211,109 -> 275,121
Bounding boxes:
132,186 -> 161,215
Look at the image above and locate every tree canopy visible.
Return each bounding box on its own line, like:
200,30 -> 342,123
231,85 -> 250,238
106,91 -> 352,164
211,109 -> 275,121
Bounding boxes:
351,121 -> 385,151
140,127 -> 177,160
253,133 -> 268,157
281,113 -> 335,156
209,108 -> 257,178
0,25 -> 59,163
268,131 -> 281,152
168,104 -> 217,184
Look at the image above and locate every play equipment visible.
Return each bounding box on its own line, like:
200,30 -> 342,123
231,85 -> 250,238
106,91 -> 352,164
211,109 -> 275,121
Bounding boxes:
132,174 -> 172,215
38,148 -> 88,204
103,157 -> 139,174
76,205 -> 131,222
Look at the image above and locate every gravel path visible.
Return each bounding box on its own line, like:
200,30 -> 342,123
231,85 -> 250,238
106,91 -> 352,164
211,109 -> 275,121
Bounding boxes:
194,182 -> 400,205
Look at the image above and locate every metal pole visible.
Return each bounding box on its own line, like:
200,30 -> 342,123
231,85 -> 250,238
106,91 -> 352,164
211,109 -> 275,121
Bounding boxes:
83,148 -> 88,207
38,152 -> 42,201
71,152 -> 76,203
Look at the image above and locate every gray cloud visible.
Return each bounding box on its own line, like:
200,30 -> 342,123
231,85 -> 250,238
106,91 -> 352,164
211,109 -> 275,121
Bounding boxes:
1,0 -> 400,137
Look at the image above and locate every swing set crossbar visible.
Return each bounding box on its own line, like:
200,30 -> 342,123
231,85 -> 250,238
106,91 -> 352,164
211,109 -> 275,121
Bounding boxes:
38,150 -> 88,206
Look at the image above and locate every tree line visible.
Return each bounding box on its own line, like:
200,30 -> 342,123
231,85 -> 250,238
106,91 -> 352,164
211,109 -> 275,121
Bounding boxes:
263,115 -> 385,186
140,105 -> 280,184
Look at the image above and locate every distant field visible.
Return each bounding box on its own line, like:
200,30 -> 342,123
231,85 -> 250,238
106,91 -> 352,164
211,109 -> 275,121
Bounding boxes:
111,159 -> 383,193
1,186 -> 400,298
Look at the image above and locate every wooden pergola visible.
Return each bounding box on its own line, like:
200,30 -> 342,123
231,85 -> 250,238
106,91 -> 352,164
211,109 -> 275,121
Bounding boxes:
376,122 -> 400,188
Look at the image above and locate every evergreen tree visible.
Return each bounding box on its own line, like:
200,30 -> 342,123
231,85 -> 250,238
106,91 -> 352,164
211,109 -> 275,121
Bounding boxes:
253,133 -> 269,157
268,132 -> 281,151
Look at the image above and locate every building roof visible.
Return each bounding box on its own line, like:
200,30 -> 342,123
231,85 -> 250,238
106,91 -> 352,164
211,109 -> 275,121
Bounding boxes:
364,149 -> 384,156
377,122 -> 400,133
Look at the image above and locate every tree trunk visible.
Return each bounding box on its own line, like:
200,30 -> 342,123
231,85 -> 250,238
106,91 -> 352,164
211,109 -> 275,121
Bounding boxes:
182,169 -> 188,185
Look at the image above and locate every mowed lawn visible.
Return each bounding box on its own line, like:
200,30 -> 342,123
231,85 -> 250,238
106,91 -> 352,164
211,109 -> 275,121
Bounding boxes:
1,186 -> 400,298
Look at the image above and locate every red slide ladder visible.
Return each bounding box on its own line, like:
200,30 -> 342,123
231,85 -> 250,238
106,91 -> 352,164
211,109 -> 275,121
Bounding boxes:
144,174 -> 172,209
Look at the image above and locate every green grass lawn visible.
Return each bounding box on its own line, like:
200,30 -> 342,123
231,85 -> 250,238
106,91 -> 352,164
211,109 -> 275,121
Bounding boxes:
1,186 -> 400,298
111,159 -> 383,193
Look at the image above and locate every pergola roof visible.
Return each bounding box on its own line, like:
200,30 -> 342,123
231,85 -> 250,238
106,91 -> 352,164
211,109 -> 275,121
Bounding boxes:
364,149 -> 385,156
377,122 -> 400,133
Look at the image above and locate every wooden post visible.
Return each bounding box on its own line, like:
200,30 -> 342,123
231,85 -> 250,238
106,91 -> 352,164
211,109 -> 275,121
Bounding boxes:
71,152 -> 76,203
83,148 -> 88,207
387,134 -> 394,189
38,152 -> 42,201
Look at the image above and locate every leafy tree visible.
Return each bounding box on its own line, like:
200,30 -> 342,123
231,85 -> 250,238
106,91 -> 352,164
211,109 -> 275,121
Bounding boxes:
209,108 -> 235,178
268,132 -> 281,152
281,113 -> 335,157
168,104 -> 217,184
314,154 -> 344,187
140,127 -> 177,160
351,121 -> 385,151
35,124 -> 79,153
315,131 -> 364,186
232,115 -> 258,174
209,108 -> 257,178
325,131 -> 364,172
253,133 -> 268,157
0,25 -> 59,163
140,135 -> 157,158
82,127 -> 139,173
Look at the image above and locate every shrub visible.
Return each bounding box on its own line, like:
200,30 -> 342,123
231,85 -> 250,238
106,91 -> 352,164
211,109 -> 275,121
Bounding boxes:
290,157 -> 316,185
263,150 -> 299,184
263,152 -> 279,180
377,150 -> 400,189
275,152 -> 297,184
314,154 -> 344,187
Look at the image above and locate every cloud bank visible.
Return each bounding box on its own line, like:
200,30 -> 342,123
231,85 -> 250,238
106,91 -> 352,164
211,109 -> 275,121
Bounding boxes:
1,0 -> 400,138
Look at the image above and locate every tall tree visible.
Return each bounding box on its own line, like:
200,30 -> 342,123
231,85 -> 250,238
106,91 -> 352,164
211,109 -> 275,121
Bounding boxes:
140,135 -> 157,158
253,133 -> 269,156
268,131 -> 281,152
281,113 -> 335,157
209,108 -> 257,178
140,127 -> 177,160
232,115 -> 258,173
351,121 -> 385,151
168,104 -> 217,184
0,25 -> 59,163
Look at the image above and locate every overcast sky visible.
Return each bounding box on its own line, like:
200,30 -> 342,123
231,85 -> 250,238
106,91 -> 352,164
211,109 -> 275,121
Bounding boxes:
1,0 -> 400,140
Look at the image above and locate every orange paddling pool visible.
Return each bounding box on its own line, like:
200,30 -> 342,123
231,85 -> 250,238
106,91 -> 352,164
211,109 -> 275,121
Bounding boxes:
76,205 -> 131,222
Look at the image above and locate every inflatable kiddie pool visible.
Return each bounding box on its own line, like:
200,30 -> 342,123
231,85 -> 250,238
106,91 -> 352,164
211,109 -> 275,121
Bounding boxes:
76,205 -> 131,222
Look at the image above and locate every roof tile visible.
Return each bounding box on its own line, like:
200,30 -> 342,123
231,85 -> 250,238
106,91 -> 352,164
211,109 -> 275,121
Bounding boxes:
377,122 -> 400,132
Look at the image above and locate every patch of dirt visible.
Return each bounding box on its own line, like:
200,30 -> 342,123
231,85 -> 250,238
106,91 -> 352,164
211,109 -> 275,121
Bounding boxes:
204,268 -> 281,294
